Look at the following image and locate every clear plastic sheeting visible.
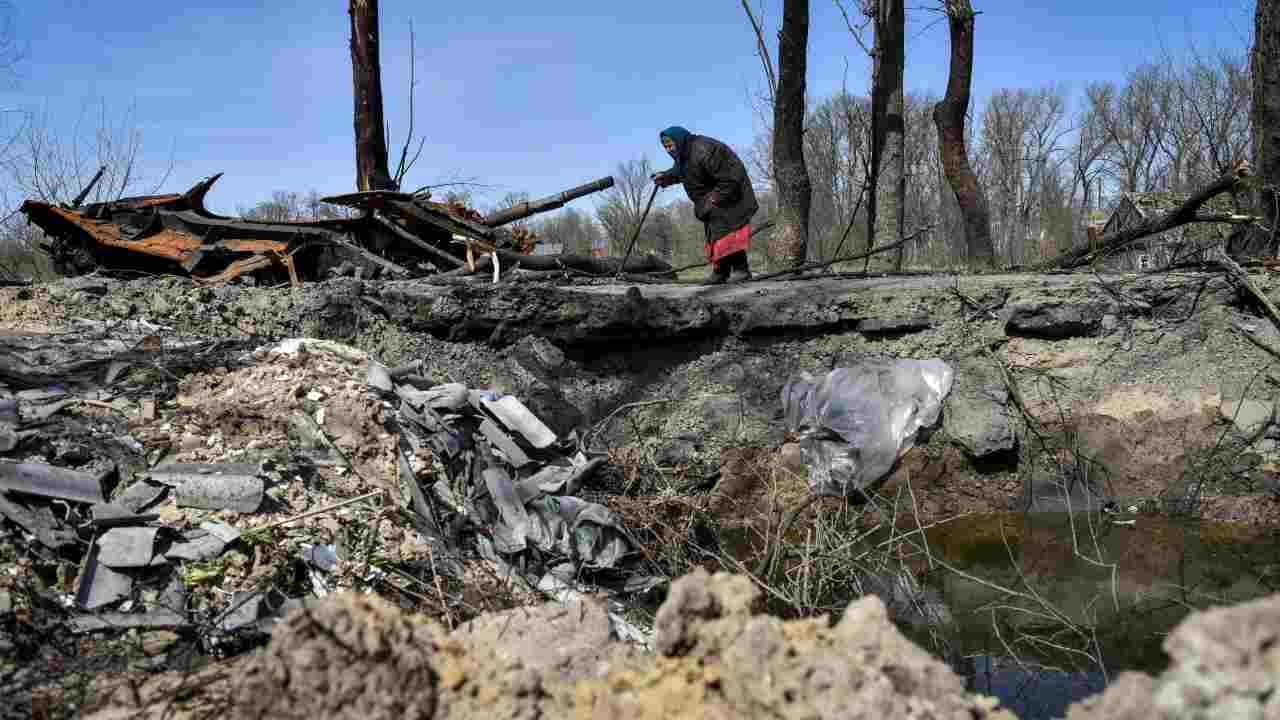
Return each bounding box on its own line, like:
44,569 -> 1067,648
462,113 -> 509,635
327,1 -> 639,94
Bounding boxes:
781,359 -> 954,497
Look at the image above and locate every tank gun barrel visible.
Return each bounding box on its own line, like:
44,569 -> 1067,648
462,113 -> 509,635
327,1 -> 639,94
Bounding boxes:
481,176 -> 615,228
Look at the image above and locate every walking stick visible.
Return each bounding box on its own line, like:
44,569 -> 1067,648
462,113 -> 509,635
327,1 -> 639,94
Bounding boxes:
616,184 -> 660,279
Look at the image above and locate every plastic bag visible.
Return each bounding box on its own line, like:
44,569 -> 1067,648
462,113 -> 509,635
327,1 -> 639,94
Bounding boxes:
781,358 -> 954,497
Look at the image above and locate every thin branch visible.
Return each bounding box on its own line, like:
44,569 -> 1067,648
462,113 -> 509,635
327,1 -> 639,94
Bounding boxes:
393,19 -> 422,187
740,0 -> 778,103
754,221 -> 936,281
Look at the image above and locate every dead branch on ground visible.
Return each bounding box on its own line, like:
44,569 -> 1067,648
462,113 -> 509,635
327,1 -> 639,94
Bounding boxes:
752,222 -> 936,282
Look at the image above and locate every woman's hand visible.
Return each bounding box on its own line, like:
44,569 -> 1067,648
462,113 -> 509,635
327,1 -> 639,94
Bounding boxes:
651,172 -> 679,188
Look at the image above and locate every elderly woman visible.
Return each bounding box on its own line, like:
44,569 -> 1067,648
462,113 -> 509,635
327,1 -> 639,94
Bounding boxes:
652,126 -> 759,284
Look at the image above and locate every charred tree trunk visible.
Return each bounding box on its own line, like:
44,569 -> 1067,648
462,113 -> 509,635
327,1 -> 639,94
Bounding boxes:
932,0 -> 994,267
1252,0 -> 1280,257
869,0 -> 906,271
770,0 -> 813,269
349,0 -> 396,192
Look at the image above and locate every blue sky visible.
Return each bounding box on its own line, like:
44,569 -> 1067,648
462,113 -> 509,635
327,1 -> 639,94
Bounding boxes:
1,0 -> 1254,216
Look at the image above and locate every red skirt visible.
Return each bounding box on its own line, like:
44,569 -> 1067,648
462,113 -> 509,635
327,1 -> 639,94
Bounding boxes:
705,224 -> 751,268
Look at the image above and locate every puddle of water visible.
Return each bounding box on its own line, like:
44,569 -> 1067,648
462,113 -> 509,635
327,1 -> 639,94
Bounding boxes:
924,512 -> 1280,718
716,509 -> 1280,719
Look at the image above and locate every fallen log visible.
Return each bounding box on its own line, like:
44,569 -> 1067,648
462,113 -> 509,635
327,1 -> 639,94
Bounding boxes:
1049,164 -> 1253,269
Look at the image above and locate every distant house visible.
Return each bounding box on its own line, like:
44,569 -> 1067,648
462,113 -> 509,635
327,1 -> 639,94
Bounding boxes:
1093,191 -> 1238,272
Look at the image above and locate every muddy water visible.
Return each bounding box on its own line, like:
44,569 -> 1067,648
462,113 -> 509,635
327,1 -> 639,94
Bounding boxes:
717,510 -> 1280,718
917,512 -> 1280,719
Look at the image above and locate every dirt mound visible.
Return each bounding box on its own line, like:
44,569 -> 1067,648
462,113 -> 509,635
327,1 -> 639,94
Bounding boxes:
232,593 -> 444,719
598,568 -> 1013,720
86,569 -> 1015,720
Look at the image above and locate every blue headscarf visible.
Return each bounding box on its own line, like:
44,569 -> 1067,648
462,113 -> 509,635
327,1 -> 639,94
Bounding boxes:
660,126 -> 692,178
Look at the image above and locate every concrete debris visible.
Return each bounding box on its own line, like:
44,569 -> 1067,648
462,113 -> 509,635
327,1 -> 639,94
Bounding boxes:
165,521 -> 240,562
155,463 -> 265,513
111,479 -> 167,513
0,460 -> 115,504
68,608 -> 188,634
96,527 -> 159,568
76,545 -> 134,610
481,394 -> 558,449
216,590 -> 316,635
478,417 -> 531,467
90,503 -> 158,527
381,368 -> 645,584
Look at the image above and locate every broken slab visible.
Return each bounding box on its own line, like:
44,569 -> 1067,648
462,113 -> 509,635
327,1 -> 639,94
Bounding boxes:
216,590 -> 315,634
97,527 -> 159,568
151,463 -> 264,513
481,394 -> 557,449
77,545 -> 133,610
165,521 -> 240,562
112,479 -> 167,513
69,608 -> 187,634
943,355 -> 1017,459
421,383 -> 469,411
0,460 -> 114,504
1005,300 -> 1111,339
479,418 -> 532,467
365,359 -> 394,392
483,467 -> 530,553
90,503 -> 160,528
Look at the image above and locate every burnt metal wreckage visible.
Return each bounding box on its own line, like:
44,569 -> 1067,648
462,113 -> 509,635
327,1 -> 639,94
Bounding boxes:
19,173 -> 617,286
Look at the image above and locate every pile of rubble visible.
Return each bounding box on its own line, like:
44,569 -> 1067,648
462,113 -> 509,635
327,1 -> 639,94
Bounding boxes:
0,329 -> 656,713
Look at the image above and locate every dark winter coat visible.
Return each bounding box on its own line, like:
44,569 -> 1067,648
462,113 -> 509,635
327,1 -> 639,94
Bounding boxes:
668,135 -> 759,243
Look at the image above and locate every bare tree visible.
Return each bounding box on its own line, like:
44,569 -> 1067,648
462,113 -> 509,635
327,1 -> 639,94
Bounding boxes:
1086,66 -> 1172,194
980,86 -> 1069,264
804,91 -> 871,257
240,191 -> 304,222
0,1 -> 20,82
869,0 -> 906,269
773,0 -> 813,267
1253,0 -> 1280,256
743,0 -> 812,268
901,92 -> 957,265
596,157 -> 655,254
1150,48 -> 1251,194
533,207 -> 602,256
933,0 -> 993,266
0,98 -> 174,279
349,0 -> 395,191
3,99 -> 172,206
1068,102 -> 1112,247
